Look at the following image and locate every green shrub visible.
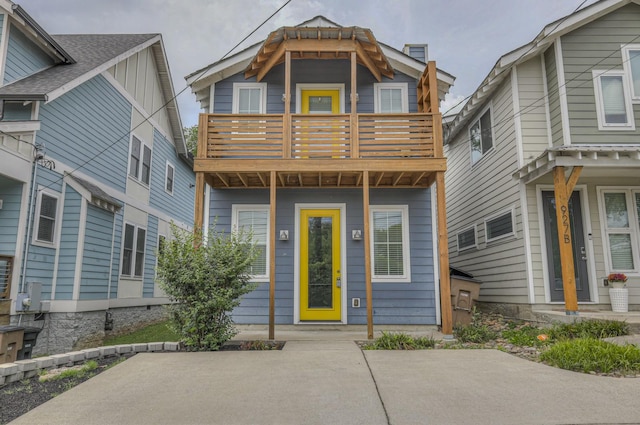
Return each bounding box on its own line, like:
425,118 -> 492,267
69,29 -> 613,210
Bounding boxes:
502,325 -> 548,347
156,224 -> 258,351
548,320 -> 629,340
540,338 -> 640,374
362,332 -> 436,350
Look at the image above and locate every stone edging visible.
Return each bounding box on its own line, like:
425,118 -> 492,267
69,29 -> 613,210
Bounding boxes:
0,342 -> 180,387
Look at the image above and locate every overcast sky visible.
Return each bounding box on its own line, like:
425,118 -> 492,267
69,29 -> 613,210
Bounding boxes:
18,0 -> 596,127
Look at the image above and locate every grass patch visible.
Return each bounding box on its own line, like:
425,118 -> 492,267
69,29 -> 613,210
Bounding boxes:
547,320 -> 629,340
361,332 -> 436,350
40,360 -> 98,383
103,321 -> 179,346
540,338 -> 640,374
501,325 -> 549,347
454,323 -> 497,344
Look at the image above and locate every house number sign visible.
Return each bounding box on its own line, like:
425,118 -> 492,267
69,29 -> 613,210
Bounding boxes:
561,205 -> 571,244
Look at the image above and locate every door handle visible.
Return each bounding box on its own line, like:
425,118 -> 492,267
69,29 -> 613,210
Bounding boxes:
580,246 -> 587,261
336,277 -> 341,288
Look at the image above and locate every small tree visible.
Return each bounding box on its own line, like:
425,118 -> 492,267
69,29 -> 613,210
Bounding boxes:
183,125 -> 198,156
156,224 -> 258,350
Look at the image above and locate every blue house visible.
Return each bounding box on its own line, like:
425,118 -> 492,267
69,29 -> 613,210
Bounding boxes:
186,17 -> 456,337
0,2 -> 194,354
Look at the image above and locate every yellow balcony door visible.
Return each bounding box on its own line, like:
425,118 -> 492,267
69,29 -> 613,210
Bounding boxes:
299,209 -> 341,321
301,90 -> 340,114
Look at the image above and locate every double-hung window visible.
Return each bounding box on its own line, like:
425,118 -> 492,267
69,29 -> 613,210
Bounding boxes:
592,70 -> 635,130
34,191 -> 59,244
373,83 -> 408,113
469,107 -> 493,164
599,190 -> 640,273
232,205 -> 269,281
121,223 -> 146,278
129,136 -> 152,185
232,83 -> 266,114
622,45 -> 640,101
370,206 -> 411,282
165,162 -> 175,195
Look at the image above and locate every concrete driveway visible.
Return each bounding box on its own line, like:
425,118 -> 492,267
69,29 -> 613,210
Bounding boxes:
9,340 -> 640,425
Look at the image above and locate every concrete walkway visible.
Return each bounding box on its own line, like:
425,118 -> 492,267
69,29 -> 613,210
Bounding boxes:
9,335 -> 640,425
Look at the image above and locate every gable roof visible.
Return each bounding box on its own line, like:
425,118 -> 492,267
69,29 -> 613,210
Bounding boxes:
186,15 -> 455,109
445,0 -> 640,143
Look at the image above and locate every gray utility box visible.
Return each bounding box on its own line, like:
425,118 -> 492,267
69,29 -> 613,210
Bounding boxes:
450,267 -> 482,327
0,326 -> 24,364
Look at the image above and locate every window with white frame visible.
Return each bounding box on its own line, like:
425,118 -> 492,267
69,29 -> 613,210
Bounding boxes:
232,83 -> 267,114
373,83 -> 408,113
232,205 -> 269,281
485,209 -> 514,243
592,70 -> 635,130
129,136 -> 152,185
121,223 -> 146,278
370,206 -> 411,282
457,226 -> 477,251
622,45 -> 640,101
34,191 -> 59,244
165,162 -> 174,195
599,190 -> 640,273
469,107 -> 493,164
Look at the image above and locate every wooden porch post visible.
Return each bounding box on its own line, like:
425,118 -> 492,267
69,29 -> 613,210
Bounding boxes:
284,51 -> 291,159
350,51 -> 359,158
436,172 -> 452,335
552,166 -> 583,314
194,173 -> 205,231
269,170 -> 277,339
363,170 -> 374,339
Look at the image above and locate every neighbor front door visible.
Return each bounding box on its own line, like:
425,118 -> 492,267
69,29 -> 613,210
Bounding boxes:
299,208 -> 342,321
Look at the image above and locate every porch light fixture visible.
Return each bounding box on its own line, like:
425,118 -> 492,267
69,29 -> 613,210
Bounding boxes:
350,92 -> 359,102
352,229 -> 362,240
279,230 -> 289,241
281,93 -> 286,102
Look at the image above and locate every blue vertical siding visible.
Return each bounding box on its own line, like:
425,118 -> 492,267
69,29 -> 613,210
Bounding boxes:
4,24 -> 55,84
38,75 -> 132,192
109,210 -> 123,299
149,129 -> 194,224
214,60 -> 418,114
143,215 -> 158,298
79,205 -> 114,300
55,187 -> 81,300
209,187 -> 435,325
0,176 -> 24,256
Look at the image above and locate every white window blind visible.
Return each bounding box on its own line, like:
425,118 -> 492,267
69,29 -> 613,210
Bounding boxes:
601,76 -> 627,124
379,88 -> 403,113
372,210 -> 405,277
36,194 -> 57,243
604,192 -> 635,270
238,88 -> 262,114
233,206 -> 269,280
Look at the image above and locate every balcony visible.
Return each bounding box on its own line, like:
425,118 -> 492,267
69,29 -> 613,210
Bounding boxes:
194,112 -> 444,188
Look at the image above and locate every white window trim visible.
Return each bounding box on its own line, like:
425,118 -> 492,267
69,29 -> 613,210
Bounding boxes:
128,134 -> 152,186
484,208 -> 516,244
370,205 -> 411,283
592,69 -> 635,131
457,225 -> 477,252
469,103 -> 495,166
621,44 -> 640,102
120,222 -> 147,279
295,83 -> 345,113
231,204 -> 270,282
32,188 -> 61,247
232,82 -> 267,114
596,187 -> 640,275
164,161 -> 175,196
373,82 -> 409,113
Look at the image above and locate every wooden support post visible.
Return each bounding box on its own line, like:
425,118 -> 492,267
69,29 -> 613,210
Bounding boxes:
552,166 -> 583,314
435,172 -> 452,335
362,171 -> 373,339
194,172 -> 205,231
284,51 -> 291,159
350,51 -> 359,158
269,171 -> 277,339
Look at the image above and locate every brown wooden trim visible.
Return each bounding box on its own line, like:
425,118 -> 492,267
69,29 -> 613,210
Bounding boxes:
257,42 -> 286,82
197,113 -> 208,159
363,170 -> 373,339
284,51 -> 292,159
436,172 -> 452,335
194,173 -> 205,230
269,170 -> 276,339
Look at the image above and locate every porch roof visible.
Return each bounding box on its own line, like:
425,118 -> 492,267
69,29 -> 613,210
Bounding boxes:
515,145 -> 640,184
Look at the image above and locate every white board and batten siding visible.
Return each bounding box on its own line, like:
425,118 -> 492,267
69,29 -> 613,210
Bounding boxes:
516,56 -> 551,162
445,76 -> 529,304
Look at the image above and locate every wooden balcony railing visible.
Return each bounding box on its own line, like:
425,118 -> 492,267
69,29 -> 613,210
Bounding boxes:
199,113 -> 439,160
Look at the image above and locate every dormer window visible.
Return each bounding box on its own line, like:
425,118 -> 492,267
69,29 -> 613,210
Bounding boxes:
233,83 -> 266,114
592,70 -> 635,130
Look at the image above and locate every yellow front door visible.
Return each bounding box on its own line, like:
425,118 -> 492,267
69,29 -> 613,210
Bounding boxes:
300,209 -> 341,321
301,90 -> 340,114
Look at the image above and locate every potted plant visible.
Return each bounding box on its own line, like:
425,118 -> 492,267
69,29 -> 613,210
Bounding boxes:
608,273 -> 628,313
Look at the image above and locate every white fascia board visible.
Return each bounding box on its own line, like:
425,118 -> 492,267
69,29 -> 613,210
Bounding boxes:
186,45 -> 259,89
45,35 -> 162,104
541,0 -> 633,39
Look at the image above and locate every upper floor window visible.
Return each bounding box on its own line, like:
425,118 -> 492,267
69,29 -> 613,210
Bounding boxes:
121,223 -> 146,278
622,45 -> 640,101
232,205 -> 269,281
370,205 -> 411,282
485,209 -> 515,243
374,83 -> 408,113
469,107 -> 493,164
233,83 -> 267,114
34,191 -> 59,245
592,70 -> 635,130
129,136 -> 152,185
599,189 -> 640,274
165,162 -> 175,195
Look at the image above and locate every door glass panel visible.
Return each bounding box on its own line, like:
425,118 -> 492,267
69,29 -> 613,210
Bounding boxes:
308,96 -> 333,114
307,216 -> 333,308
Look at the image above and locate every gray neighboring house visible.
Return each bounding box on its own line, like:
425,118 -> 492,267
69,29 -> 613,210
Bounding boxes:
445,0 -> 640,318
